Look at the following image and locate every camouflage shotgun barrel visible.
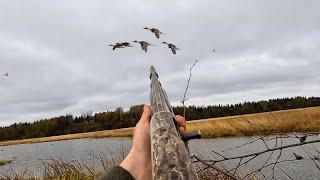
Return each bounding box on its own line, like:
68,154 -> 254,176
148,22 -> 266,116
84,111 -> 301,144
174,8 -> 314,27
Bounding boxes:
149,65 -> 200,180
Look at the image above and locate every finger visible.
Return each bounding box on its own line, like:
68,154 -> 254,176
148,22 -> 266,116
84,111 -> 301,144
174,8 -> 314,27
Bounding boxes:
179,126 -> 185,135
175,115 -> 186,130
140,105 -> 151,123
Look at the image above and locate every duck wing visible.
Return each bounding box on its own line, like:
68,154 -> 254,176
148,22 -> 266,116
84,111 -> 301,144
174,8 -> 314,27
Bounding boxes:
141,42 -> 148,53
170,46 -> 176,54
154,30 -> 160,39
122,42 -> 132,47
113,44 -> 122,50
293,153 -> 303,160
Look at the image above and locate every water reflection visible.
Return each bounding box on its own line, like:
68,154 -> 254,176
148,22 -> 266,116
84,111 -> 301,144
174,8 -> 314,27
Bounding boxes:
0,135 -> 320,179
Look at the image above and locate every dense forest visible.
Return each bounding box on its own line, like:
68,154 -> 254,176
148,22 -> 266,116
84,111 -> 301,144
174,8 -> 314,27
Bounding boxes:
0,96 -> 320,141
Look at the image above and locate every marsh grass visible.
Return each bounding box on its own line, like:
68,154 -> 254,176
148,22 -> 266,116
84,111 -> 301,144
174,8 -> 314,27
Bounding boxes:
0,107 -> 319,179
0,167 -> 36,180
0,154 -> 123,180
186,106 -> 320,138
0,127 -> 134,147
42,159 -> 101,180
1,107 -> 319,147
0,156 -> 230,180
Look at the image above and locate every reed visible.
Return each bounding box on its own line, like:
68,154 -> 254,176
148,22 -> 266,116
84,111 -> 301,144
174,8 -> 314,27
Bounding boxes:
42,159 -> 101,180
0,166 -> 36,179
0,156 -> 229,179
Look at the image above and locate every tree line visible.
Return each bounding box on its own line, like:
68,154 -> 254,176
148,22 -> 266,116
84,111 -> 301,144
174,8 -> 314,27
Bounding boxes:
0,96 -> 319,141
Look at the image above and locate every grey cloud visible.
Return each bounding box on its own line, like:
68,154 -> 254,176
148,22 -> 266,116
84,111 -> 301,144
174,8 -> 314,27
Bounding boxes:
0,0 -> 320,126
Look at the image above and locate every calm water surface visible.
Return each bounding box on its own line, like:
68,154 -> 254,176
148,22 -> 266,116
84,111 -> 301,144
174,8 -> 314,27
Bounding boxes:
1,135 -> 320,179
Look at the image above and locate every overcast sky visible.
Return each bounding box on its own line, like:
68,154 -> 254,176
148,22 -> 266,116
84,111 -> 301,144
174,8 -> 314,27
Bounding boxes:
0,1 -> 319,126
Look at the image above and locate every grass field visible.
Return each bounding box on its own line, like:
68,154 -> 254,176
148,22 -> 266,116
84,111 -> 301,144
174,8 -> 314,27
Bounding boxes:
187,106 -> 320,138
1,106 -> 319,147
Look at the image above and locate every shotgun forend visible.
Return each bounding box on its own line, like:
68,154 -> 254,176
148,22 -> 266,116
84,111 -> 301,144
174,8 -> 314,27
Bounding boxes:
149,65 -> 199,180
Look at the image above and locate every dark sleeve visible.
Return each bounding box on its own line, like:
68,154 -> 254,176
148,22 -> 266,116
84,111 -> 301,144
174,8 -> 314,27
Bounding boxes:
97,166 -> 135,180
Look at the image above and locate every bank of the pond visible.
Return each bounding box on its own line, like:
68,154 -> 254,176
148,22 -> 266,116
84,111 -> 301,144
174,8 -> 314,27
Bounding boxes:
1,106 -> 320,147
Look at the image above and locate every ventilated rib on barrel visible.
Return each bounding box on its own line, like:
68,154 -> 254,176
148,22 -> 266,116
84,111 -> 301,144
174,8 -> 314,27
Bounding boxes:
149,66 -> 199,180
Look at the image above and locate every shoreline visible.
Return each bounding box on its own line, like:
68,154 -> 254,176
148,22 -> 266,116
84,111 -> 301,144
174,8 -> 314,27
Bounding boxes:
1,106 -> 320,147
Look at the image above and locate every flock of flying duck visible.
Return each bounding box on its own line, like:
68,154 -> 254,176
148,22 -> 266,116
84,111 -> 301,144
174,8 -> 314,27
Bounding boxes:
3,27 -> 215,77
109,27 -> 180,54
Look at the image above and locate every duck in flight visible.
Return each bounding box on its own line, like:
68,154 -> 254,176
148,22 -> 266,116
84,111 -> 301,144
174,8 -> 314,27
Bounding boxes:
108,42 -> 133,50
121,42 -> 133,47
293,152 -> 303,160
143,27 -> 164,39
162,42 -> 180,55
133,41 -> 155,53
108,43 -> 124,50
3,73 -> 8,76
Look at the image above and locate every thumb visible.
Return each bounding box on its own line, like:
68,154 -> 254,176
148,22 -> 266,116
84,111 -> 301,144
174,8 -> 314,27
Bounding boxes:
140,105 -> 151,123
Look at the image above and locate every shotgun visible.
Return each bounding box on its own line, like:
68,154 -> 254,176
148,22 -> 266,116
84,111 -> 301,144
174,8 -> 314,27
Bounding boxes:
149,65 -> 201,180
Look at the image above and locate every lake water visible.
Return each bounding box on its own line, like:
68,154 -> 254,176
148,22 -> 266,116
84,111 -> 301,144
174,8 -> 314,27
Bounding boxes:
1,135 -> 320,179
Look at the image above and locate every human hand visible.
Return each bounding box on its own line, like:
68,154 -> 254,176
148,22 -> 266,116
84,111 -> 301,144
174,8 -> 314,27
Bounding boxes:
120,105 -> 186,180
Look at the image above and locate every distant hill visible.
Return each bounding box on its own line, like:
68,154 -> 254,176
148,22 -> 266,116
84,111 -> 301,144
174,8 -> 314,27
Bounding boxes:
0,96 -> 319,141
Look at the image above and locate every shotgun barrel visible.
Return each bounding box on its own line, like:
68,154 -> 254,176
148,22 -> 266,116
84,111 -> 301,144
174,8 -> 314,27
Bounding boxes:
149,65 -> 199,180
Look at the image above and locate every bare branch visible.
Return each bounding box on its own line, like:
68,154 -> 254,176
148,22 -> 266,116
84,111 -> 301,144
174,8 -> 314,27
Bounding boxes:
191,154 -> 240,180
210,139 -> 320,163
181,59 -> 198,117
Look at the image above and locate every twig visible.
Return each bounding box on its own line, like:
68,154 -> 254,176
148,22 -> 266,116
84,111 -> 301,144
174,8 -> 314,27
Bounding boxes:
191,154 -> 239,180
277,165 -> 294,180
181,59 -> 198,117
210,139 -> 320,163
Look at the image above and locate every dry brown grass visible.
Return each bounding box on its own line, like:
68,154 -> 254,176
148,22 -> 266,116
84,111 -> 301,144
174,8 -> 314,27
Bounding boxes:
0,127 -> 133,147
1,107 -> 320,147
0,155 -> 226,179
187,106 -> 320,138
0,156 -> 120,180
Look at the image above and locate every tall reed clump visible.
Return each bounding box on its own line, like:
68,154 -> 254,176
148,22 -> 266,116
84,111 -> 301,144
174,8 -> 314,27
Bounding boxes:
42,159 -> 98,180
0,153 -> 231,179
0,167 -> 37,180
0,155 -> 123,180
